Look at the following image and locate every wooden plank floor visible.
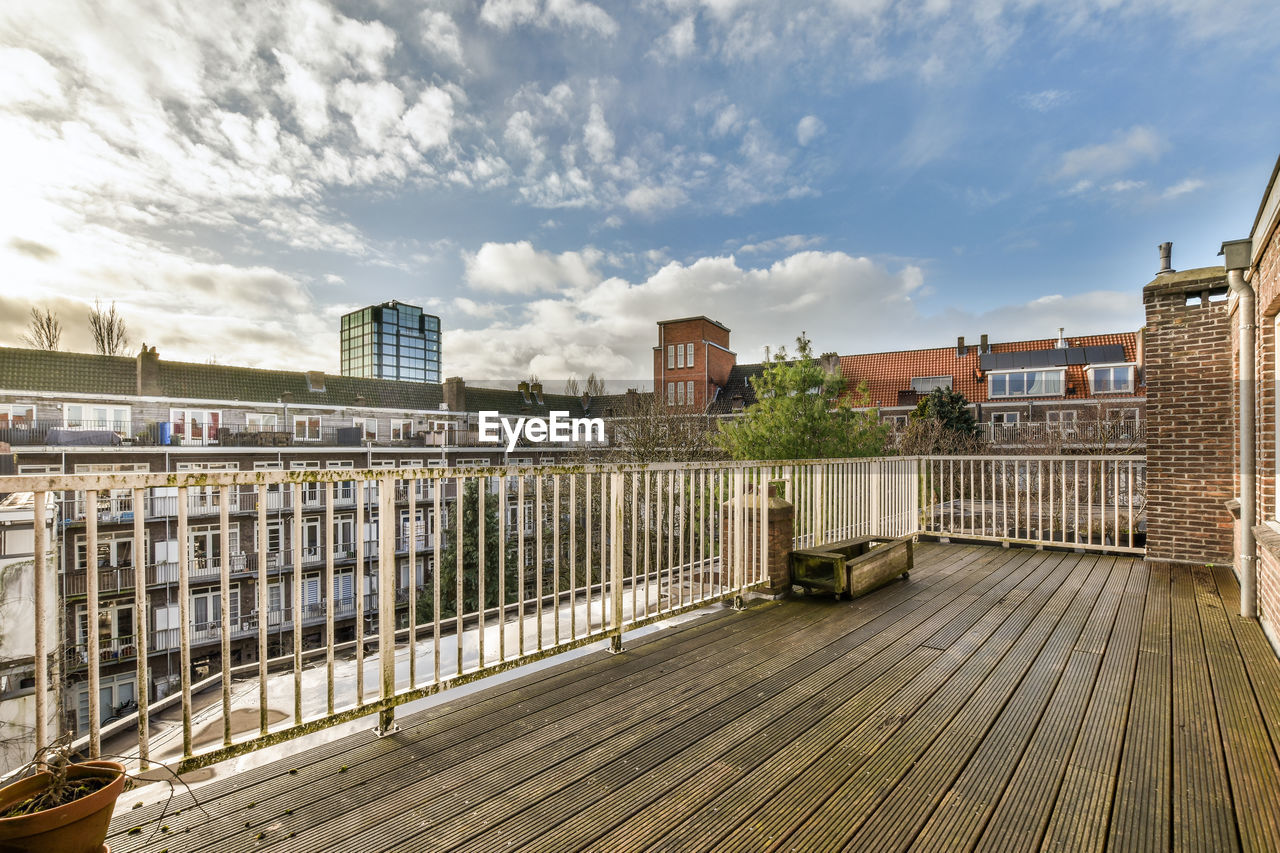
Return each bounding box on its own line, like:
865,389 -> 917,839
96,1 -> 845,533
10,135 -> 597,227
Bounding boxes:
107,544 -> 1280,852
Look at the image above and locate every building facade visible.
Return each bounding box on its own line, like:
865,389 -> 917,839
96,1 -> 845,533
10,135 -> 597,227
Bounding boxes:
0,346 -> 604,742
341,301 -> 442,383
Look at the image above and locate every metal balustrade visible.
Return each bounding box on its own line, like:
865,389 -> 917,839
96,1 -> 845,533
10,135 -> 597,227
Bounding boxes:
0,454 -> 1142,776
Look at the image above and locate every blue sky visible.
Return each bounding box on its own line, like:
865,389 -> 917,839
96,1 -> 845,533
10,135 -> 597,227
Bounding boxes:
1,0 -> 1277,384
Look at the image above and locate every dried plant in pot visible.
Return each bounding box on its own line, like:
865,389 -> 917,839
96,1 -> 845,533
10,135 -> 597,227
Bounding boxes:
0,741 -> 125,853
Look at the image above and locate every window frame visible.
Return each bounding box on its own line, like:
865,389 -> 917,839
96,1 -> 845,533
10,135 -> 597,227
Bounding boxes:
987,369 -> 1066,399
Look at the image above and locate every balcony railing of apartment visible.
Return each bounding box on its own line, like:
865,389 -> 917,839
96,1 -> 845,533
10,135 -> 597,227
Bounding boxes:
0,454 -> 1141,775
974,419 -> 1146,448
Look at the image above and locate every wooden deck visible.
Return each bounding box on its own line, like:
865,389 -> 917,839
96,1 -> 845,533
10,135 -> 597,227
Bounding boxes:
107,543 -> 1280,852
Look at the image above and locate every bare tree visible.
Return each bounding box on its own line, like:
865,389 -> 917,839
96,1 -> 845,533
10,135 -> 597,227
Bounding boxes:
583,372 -> 607,397
88,299 -> 129,356
608,393 -> 725,464
22,306 -> 62,351
563,376 -> 581,396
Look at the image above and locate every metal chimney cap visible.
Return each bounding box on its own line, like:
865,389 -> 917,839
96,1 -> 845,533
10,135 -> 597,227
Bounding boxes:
1156,241 -> 1174,275
1219,238 -> 1252,271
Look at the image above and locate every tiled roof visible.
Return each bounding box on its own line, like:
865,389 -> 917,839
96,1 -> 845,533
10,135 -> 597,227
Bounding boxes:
839,332 -> 1143,407
0,346 -> 588,417
0,348 -> 137,396
707,362 -> 770,414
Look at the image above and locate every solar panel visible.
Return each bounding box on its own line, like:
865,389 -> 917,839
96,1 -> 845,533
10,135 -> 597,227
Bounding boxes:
979,344 -> 1125,371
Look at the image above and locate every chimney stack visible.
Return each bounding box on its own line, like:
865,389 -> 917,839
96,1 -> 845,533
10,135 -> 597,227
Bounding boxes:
979,334 -> 989,354
136,344 -> 160,396
956,336 -> 966,358
819,352 -> 840,375
1157,241 -> 1174,275
530,381 -> 543,404
443,376 -> 466,413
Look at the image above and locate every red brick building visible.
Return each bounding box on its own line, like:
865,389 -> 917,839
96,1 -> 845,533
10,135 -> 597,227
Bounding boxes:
652,316 -> 736,409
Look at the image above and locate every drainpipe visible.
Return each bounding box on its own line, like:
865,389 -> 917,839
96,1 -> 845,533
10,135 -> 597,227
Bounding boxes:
1222,238 -> 1255,618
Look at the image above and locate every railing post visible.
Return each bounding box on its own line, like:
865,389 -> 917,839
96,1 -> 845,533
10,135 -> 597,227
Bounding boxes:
377,474 -> 398,735
33,491 -> 48,751
177,485 -> 192,759
609,471 -> 625,653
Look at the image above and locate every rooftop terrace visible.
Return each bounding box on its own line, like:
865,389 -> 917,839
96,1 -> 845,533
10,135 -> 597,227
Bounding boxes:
105,542 -> 1280,852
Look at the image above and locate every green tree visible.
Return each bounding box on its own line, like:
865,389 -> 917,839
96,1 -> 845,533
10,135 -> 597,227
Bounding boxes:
418,478 -> 518,622
716,333 -> 888,460
897,386 -> 985,454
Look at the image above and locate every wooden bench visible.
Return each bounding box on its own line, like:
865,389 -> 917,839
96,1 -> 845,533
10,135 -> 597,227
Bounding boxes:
789,535 -> 913,599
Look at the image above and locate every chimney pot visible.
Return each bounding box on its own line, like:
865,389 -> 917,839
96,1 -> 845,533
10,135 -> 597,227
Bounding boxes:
956,336 -> 966,358
979,334 -> 989,354
1157,241 -> 1174,275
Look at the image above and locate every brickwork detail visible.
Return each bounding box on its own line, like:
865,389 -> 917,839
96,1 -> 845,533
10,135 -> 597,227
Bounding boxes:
1252,221 -> 1280,638
1142,269 -> 1234,564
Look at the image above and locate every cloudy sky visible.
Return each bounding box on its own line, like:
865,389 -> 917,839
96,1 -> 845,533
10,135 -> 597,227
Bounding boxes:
1,0 -> 1277,384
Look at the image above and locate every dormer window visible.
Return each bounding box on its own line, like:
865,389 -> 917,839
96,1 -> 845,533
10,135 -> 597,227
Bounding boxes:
988,369 -> 1064,398
1088,364 -> 1135,394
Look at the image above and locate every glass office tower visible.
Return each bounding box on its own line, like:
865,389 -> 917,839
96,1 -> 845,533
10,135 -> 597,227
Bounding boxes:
340,301 -> 441,383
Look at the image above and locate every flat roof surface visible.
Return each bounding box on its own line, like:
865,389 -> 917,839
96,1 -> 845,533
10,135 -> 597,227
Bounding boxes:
109,543 -> 1280,852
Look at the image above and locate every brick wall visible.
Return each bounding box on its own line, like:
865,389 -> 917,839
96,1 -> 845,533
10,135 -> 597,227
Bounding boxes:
1252,218 -> 1280,642
1142,267 -> 1234,563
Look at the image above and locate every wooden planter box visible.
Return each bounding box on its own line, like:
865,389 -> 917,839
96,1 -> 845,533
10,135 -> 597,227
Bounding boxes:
789,535 -> 913,599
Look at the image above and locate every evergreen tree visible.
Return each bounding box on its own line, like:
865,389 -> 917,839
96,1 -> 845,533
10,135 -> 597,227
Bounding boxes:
716,333 -> 888,461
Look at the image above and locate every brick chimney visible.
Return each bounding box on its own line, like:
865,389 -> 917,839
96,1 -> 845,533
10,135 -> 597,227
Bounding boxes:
136,344 -> 160,395
530,382 -> 543,404
443,376 -> 466,412
819,352 -> 840,375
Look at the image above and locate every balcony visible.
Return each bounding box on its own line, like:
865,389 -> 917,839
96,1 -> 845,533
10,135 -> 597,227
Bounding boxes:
975,419 -> 1146,450
7,457 -> 1278,851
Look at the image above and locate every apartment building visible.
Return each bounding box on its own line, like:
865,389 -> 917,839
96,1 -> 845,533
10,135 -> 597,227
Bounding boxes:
340,301 -> 442,384
0,345 -> 600,736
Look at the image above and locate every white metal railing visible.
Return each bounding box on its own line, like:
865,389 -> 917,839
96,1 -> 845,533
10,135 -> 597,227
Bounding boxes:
2,454 -> 1140,776
918,455 -> 1145,553
6,459 -> 874,773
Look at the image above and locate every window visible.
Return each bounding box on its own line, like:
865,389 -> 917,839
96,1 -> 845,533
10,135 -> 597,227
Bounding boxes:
686,343 -> 695,368
392,419 -> 414,441
353,417 -> 377,442
677,344 -> 685,368
1046,410 -> 1077,425
911,376 -> 952,393
667,345 -> 675,369
245,412 -> 278,431
667,382 -> 675,406
886,414 -> 908,429
988,370 -> 1064,398
1,404 -> 35,429
65,404 -> 130,430
169,408 -> 220,443
293,414 -> 322,441
75,532 -> 136,572
991,411 -> 1020,424
686,380 -> 695,405
1088,365 -> 1135,394
677,382 -> 686,405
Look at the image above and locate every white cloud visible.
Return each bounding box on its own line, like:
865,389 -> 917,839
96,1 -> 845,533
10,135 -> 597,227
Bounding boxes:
623,184 -> 688,214
650,16 -> 697,62
464,240 -> 601,294
1161,177 -> 1205,199
738,234 -> 824,254
583,103 -> 614,164
479,0 -> 617,36
419,10 -> 465,65
796,115 -> 825,146
711,104 -> 743,137
1017,89 -> 1071,112
404,87 -> 455,151
1056,126 -> 1166,180
0,47 -> 65,109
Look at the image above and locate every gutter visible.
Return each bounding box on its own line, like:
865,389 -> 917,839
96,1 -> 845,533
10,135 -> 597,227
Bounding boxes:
1223,238 -> 1256,618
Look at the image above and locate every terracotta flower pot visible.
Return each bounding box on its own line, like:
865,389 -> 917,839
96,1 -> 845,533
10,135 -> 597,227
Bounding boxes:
0,760 -> 125,853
